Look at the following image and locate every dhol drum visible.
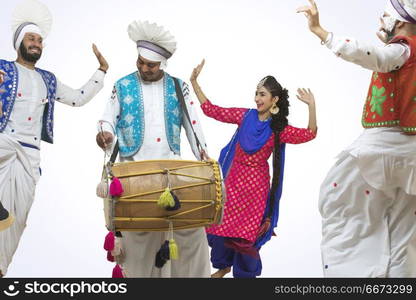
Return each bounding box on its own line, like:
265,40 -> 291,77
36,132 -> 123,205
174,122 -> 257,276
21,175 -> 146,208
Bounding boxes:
101,159 -> 224,232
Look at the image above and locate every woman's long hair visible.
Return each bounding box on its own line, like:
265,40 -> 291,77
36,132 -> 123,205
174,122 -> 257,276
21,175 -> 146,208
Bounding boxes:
260,76 -> 289,220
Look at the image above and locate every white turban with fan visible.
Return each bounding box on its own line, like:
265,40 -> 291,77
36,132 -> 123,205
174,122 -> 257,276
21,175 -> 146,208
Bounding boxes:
11,0 -> 52,50
128,20 -> 177,69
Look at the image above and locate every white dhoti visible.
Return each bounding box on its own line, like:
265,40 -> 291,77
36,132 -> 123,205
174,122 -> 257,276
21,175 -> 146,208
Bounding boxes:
0,133 -> 37,275
319,127 -> 416,277
120,228 -> 211,277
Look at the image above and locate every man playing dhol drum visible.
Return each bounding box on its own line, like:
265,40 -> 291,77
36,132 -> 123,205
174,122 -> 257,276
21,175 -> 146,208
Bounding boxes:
96,20 -> 211,278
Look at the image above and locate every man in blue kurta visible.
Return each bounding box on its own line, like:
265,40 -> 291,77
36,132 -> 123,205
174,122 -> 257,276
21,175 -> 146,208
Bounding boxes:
0,0 -> 108,276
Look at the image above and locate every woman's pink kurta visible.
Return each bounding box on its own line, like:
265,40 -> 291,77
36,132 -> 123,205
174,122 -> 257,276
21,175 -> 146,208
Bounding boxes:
202,101 -> 316,242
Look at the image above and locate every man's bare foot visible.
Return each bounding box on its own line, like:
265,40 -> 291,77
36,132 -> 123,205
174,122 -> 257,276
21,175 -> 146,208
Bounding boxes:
0,270 -> 3,278
211,266 -> 231,278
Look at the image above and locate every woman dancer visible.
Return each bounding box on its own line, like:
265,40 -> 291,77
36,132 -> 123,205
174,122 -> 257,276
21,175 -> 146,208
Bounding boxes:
190,60 -> 317,278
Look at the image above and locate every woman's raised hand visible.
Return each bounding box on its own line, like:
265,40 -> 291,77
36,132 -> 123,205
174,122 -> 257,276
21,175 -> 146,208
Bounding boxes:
190,59 -> 205,83
296,88 -> 315,106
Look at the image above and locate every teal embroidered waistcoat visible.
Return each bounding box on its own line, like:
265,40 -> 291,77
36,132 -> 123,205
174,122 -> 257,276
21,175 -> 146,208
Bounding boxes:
115,72 -> 183,157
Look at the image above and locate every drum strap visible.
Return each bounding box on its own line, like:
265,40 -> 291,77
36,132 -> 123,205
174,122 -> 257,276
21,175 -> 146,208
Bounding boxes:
172,77 -> 203,156
109,140 -> 119,164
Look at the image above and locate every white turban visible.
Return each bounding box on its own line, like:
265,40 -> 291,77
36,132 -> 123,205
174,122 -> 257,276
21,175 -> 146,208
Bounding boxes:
137,47 -> 168,69
13,23 -> 42,50
11,0 -> 52,50
128,20 -> 177,70
386,0 -> 416,23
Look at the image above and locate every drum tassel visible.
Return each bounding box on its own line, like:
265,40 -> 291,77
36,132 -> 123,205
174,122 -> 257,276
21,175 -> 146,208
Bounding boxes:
165,189 -> 181,211
169,238 -> 178,260
109,177 -> 124,197
103,231 -> 115,253
155,222 -> 179,268
158,187 -> 175,208
104,231 -> 123,262
158,169 -> 181,210
155,240 -> 170,268
112,264 -> 124,278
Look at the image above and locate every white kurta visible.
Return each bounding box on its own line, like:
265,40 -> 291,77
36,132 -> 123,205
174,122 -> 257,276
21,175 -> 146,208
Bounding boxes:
99,72 -> 211,278
319,35 -> 416,277
4,63 -> 105,179
325,34 -> 410,72
0,62 -> 105,275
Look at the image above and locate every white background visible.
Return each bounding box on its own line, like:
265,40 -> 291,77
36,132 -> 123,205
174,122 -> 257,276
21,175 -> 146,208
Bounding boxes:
0,0 -> 381,277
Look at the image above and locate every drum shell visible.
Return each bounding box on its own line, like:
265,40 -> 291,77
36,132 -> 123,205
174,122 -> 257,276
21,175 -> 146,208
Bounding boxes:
103,159 -> 223,232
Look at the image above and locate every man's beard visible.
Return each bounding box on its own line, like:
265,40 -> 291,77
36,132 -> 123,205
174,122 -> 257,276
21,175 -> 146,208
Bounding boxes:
19,43 -> 42,63
139,69 -> 163,82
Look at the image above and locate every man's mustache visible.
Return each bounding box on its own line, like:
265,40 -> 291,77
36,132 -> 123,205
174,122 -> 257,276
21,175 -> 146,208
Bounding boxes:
28,46 -> 42,52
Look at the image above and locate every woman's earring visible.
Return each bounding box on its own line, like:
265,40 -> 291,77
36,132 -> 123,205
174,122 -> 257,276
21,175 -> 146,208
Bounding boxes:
270,103 -> 279,115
